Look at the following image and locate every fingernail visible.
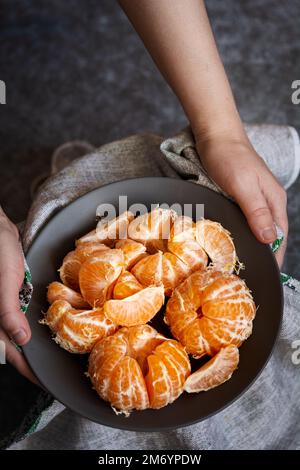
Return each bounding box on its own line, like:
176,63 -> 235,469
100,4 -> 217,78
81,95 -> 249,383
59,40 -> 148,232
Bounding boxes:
262,226 -> 276,242
13,329 -> 27,345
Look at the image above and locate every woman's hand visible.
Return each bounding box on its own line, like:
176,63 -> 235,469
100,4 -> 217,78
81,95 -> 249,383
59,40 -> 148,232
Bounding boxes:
197,135 -> 288,268
0,207 -> 38,384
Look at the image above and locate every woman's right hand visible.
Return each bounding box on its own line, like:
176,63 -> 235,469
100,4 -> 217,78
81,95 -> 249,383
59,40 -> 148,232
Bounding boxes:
0,207 -> 38,384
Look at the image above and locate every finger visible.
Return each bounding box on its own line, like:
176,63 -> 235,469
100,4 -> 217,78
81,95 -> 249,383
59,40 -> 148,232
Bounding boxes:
0,233 -> 31,345
231,176 -> 276,244
0,329 -> 40,385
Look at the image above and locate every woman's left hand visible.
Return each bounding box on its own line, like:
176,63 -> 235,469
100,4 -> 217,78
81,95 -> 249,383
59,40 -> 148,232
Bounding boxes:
196,135 -> 288,268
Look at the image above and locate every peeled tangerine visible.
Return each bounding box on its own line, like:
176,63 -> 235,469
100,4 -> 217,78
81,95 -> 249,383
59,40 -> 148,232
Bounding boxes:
43,300 -> 117,353
88,325 -> 191,412
165,269 -> 256,358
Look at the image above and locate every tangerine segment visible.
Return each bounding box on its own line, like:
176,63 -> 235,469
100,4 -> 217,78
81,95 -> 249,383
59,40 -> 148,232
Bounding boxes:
128,324 -> 165,375
79,258 -> 123,308
84,248 -> 124,267
199,316 -> 253,354
43,300 -> 70,331
75,242 -> 109,262
47,282 -> 89,309
180,319 -> 213,358
184,345 -> 239,393
59,250 -> 82,291
145,354 -> 172,409
88,325 -> 190,412
96,211 -> 134,243
168,216 -> 208,272
168,239 -> 208,273
104,285 -> 164,326
168,215 -> 195,243
153,340 -> 191,401
113,271 -> 143,300
201,274 -> 252,304
115,239 -> 147,269
128,208 -> 177,253
107,356 -> 149,411
195,219 -> 236,272
202,294 -> 256,323
75,229 -> 114,247
44,300 -> 117,353
162,252 -> 191,296
131,251 -> 190,296
131,252 -> 162,287
76,211 -> 134,247
88,331 -> 128,400
166,269 -> 222,315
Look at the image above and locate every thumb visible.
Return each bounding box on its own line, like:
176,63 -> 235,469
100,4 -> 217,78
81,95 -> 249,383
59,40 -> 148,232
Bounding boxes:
232,179 -> 276,244
0,230 -> 31,345
0,286 -> 31,345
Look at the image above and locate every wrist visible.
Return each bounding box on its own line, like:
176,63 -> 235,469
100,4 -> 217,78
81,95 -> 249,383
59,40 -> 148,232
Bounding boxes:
190,99 -> 249,153
193,121 -> 251,156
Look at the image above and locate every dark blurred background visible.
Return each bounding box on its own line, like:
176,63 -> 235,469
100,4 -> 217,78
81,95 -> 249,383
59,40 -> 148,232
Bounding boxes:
0,0 -> 299,447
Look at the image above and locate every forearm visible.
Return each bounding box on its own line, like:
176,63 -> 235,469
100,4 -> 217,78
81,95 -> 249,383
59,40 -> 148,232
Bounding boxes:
119,0 -> 246,144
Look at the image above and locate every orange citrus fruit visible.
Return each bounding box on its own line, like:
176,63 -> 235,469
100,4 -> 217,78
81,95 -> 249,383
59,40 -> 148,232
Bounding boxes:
75,242 -> 110,262
45,210 -> 253,409
184,345 -> 239,392
104,285 -> 165,326
76,211 -> 134,247
128,208 -> 177,253
96,210 -> 134,241
145,339 -> 191,409
168,216 -> 208,272
59,245 -> 111,292
75,229 -> 109,247
47,281 -> 89,309
59,250 -> 82,291
43,300 -> 117,353
115,239 -> 147,269
168,239 -> 208,273
195,219 -> 236,272
165,269 -> 256,357
113,271 -> 143,299
79,249 -> 124,307
88,325 -> 190,412
131,251 -> 190,296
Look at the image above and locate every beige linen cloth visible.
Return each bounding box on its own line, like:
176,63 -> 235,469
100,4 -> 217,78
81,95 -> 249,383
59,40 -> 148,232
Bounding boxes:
10,124 -> 300,450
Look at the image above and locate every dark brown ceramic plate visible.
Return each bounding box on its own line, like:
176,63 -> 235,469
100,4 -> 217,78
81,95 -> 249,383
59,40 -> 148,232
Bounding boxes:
23,177 -> 283,431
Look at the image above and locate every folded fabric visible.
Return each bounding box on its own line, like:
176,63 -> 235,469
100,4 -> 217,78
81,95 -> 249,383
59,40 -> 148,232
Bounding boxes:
11,124 -> 300,450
